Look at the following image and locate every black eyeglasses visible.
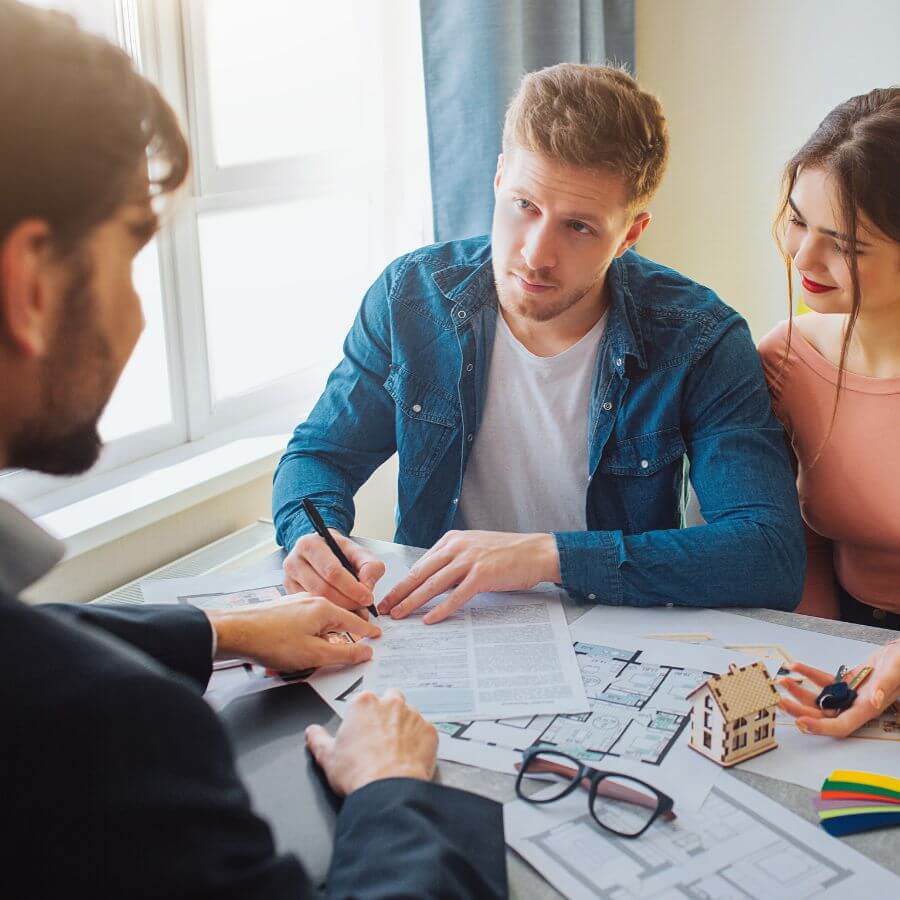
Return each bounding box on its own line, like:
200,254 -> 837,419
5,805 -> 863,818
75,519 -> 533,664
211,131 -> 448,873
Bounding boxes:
515,748 -> 676,838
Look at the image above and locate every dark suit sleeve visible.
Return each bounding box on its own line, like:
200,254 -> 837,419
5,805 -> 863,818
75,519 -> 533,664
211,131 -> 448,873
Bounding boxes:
47,669 -> 315,899
40,602 -> 213,690
328,778 -> 508,899
47,669 -> 506,899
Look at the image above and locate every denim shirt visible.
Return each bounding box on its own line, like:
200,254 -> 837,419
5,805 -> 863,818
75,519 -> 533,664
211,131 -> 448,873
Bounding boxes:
273,236 -> 804,610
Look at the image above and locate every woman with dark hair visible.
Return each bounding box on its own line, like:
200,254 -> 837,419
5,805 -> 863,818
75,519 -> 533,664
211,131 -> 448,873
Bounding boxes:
758,88 -> 900,737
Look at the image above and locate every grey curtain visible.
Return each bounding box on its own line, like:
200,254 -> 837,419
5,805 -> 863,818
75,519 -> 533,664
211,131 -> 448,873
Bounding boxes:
420,0 -> 635,242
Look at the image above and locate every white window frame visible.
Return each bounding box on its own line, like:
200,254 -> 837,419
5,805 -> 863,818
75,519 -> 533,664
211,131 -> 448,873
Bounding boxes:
2,0 -> 432,513
1,0 -> 191,507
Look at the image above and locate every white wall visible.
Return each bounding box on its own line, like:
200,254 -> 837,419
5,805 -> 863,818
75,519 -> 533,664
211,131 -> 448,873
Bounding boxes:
635,0 -> 900,339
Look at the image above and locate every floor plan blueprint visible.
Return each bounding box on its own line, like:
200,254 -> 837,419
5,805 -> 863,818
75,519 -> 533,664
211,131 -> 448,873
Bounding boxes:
505,775 -> 896,899
325,632 -> 737,809
436,641 -> 712,767
575,605 -> 900,790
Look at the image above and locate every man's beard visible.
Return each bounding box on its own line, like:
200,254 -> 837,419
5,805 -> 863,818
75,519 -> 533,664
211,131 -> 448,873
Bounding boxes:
7,256 -> 114,476
494,268 -> 604,324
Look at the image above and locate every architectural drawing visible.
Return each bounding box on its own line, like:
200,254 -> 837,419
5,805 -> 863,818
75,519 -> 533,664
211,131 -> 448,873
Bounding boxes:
319,629 -> 744,808
345,641 -> 717,767
519,783 -> 855,899
176,583 -> 288,610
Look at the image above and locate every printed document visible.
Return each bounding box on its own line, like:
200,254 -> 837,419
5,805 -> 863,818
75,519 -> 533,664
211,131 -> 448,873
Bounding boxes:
140,568 -> 289,608
363,588 -> 589,721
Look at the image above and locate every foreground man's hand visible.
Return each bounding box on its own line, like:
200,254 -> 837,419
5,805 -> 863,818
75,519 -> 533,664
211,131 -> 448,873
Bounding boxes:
778,640 -> 900,738
283,529 -> 386,614
208,594 -> 381,671
305,689 -> 438,796
378,530 -> 561,624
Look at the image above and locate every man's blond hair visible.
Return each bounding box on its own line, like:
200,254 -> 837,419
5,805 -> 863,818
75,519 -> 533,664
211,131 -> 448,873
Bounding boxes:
502,63 -> 669,209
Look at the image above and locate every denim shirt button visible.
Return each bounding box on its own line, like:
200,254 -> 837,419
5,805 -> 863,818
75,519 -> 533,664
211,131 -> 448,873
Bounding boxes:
587,593 -> 597,600
640,459 -> 649,469
466,363 -> 474,373
665,602 -> 674,608
453,497 -> 459,504
457,309 -> 467,319
615,358 -> 623,367
602,401 -> 613,411
412,403 -> 422,413
466,434 -> 474,443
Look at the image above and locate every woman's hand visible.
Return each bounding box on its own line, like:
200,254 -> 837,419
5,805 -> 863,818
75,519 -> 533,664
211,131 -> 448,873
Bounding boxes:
777,640 -> 900,738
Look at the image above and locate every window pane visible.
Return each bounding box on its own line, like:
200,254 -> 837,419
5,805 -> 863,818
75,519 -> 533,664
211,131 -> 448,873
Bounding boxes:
24,0 -> 118,40
99,240 -> 173,441
204,0 -> 363,167
198,198 -> 374,401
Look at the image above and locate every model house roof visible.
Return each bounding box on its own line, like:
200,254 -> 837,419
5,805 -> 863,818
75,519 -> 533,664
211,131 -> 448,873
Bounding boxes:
687,661 -> 779,724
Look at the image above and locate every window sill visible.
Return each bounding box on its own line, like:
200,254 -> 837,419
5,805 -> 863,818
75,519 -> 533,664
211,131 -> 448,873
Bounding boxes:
37,433 -> 288,560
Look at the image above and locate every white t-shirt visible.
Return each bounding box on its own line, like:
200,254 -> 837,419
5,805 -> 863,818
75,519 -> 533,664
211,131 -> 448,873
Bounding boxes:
455,310 -> 607,534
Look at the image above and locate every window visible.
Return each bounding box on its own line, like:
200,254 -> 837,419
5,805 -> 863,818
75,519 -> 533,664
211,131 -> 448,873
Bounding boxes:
703,711 -> 711,729
755,709 -> 769,720
735,717 -> 747,728
3,0 -> 431,512
704,695 -> 712,709
702,731 -> 711,749
732,731 -> 748,751
753,724 -> 770,742
181,0 -> 430,431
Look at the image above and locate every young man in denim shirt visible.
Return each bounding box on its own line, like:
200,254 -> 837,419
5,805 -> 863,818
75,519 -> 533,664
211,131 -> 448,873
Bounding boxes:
274,64 -> 804,623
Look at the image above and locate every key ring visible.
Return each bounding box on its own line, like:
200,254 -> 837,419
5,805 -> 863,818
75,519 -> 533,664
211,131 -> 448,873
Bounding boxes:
815,665 -> 873,713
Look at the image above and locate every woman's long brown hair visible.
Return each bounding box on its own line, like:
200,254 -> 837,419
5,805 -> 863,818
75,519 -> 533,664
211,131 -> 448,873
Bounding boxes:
772,88 -> 900,462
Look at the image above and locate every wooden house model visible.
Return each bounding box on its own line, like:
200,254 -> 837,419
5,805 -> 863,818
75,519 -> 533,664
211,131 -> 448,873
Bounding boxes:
686,661 -> 779,767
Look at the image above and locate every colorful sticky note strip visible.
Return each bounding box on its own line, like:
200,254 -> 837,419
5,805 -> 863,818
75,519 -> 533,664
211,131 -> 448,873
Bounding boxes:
821,790 -> 900,804
820,812 -> 900,837
817,770 -> 900,836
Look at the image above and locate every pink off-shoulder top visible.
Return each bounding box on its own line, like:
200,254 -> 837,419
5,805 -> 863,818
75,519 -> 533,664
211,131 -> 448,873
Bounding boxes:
759,319 -> 900,618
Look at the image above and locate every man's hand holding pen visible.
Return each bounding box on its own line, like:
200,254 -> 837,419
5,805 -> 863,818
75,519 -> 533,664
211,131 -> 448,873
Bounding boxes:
284,527 -> 385,615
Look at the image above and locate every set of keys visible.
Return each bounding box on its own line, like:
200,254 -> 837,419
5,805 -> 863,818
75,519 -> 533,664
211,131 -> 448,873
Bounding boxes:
815,664 -> 874,713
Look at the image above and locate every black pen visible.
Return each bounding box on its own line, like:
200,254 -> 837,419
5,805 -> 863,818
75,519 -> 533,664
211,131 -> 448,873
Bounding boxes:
301,497 -> 378,618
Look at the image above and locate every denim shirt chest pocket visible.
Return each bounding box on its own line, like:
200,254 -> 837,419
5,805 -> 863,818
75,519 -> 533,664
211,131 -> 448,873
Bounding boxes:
597,426 -> 687,532
384,365 -> 460,478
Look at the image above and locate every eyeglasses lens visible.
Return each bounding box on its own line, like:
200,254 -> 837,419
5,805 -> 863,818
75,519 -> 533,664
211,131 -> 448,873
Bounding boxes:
520,750 -> 584,801
590,775 -> 660,836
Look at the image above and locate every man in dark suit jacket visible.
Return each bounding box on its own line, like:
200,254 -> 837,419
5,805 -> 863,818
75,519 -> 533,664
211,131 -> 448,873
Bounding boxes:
0,3 -> 506,897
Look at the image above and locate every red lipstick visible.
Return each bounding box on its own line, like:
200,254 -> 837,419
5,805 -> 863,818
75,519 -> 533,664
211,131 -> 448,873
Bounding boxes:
801,275 -> 837,294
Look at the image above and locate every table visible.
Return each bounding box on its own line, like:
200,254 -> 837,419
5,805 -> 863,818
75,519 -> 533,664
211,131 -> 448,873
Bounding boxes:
238,533 -> 900,896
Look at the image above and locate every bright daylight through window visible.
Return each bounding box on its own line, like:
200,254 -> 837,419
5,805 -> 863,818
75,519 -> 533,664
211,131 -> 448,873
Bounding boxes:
2,0 -> 431,512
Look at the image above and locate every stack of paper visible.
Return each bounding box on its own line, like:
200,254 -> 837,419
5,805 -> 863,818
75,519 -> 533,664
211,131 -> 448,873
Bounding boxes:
817,770 -> 900,836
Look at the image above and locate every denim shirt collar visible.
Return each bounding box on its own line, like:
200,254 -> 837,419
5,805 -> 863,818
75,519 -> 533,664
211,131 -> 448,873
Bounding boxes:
431,257 -> 497,329
604,254 -> 648,373
431,249 -> 647,371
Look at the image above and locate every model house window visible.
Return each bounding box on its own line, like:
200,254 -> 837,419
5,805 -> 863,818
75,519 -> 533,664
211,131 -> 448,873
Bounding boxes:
732,731 -> 748,750
754,724 -> 770,742
705,695 -> 712,709
735,716 -> 747,728
755,709 -> 769,720
703,711 -> 711,728
703,731 -> 712,749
